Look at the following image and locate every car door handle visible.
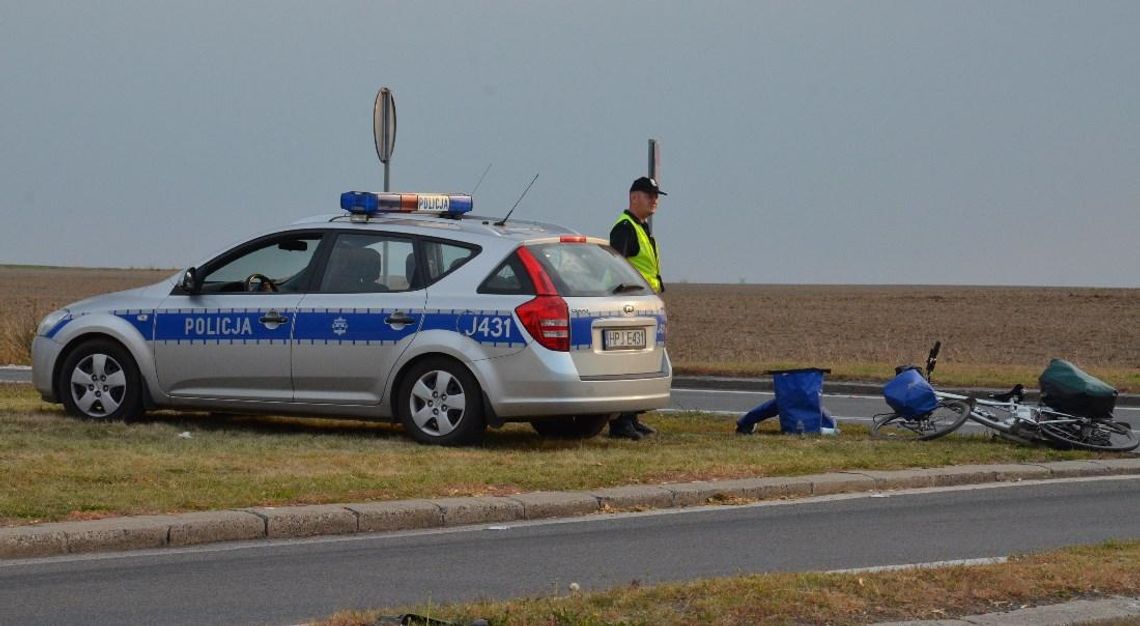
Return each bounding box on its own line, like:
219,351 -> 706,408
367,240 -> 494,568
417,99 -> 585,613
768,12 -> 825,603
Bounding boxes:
259,311 -> 289,325
384,312 -> 417,326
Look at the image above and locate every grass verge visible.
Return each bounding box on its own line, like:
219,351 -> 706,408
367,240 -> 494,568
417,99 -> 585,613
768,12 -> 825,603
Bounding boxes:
317,540 -> 1140,626
0,384 -> 1113,526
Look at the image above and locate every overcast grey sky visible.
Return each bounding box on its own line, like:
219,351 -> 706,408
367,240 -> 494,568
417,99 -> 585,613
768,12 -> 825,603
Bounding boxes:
2,1 -> 1137,286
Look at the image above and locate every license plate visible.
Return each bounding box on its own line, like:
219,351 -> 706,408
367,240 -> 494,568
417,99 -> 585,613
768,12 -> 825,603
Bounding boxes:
603,328 -> 646,351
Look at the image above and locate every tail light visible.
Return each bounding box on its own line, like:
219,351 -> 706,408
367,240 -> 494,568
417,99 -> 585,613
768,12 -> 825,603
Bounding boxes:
515,246 -> 569,351
515,296 -> 569,351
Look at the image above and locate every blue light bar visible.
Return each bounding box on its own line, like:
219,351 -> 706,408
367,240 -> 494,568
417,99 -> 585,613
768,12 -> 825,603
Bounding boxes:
340,192 -> 473,216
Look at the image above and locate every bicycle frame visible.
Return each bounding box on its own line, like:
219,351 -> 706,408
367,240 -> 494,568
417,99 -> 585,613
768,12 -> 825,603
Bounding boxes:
938,388 -> 1120,440
935,390 -> 1024,434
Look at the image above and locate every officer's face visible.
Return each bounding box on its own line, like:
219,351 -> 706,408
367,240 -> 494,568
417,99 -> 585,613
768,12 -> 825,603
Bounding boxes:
629,191 -> 659,220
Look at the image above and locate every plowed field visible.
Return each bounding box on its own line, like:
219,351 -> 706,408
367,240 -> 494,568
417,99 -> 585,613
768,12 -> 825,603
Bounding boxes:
3,267 -> 1136,387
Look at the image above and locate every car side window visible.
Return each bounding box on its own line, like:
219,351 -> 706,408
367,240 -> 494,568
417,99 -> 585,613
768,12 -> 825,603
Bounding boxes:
319,233 -> 416,293
420,239 -> 479,284
477,253 -> 535,295
199,234 -> 323,294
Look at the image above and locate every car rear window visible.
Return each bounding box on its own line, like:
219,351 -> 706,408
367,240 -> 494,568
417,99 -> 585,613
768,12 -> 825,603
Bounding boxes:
478,254 -> 535,295
525,243 -> 650,297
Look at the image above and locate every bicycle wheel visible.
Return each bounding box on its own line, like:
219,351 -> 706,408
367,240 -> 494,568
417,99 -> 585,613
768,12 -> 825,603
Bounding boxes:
871,399 -> 971,441
1040,418 -> 1139,452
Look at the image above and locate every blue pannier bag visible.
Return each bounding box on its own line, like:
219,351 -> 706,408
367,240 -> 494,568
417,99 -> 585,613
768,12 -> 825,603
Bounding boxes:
770,368 -> 835,434
883,367 -> 939,418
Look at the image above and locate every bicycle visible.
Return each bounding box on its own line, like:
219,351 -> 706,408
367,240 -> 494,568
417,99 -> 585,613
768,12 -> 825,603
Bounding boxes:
937,384 -> 1138,452
871,341 -> 972,441
874,342 -> 1139,453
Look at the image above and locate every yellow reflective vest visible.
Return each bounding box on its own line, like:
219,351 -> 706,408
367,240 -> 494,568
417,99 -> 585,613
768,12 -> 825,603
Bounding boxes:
614,213 -> 661,293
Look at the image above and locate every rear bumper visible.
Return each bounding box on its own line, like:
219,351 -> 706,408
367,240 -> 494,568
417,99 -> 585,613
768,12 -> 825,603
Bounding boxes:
475,346 -> 672,419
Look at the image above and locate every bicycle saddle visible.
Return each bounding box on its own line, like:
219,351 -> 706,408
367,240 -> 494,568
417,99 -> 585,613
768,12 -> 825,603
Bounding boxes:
989,384 -> 1025,403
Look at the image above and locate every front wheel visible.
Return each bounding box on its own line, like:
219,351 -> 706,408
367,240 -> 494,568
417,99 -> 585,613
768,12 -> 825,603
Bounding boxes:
871,399 -> 971,441
1039,418 -> 1139,452
396,357 -> 486,446
530,414 -> 613,439
57,338 -> 144,422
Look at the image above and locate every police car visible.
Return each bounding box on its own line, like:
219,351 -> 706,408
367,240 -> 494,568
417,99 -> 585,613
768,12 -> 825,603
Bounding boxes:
31,192 -> 671,445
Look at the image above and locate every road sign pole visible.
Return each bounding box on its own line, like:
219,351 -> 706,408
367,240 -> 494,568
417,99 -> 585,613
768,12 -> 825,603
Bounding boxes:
647,138 -> 660,233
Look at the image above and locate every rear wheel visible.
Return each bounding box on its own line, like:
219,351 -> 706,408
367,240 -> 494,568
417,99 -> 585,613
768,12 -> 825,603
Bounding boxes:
396,357 -> 486,446
1039,417 -> 1139,452
871,399 -> 970,441
57,338 -> 144,422
530,414 -> 612,439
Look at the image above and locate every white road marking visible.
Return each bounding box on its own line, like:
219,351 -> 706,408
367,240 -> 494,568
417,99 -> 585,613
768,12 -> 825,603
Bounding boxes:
827,556 -> 1008,574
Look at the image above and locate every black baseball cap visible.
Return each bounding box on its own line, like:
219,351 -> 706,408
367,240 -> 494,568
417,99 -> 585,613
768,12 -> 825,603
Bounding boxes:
629,176 -> 667,196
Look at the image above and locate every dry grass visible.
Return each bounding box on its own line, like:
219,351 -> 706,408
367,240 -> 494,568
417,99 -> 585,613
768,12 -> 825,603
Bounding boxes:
0,383 -> 1111,526
318,540 -> 1140,626
0,266 -> 172,364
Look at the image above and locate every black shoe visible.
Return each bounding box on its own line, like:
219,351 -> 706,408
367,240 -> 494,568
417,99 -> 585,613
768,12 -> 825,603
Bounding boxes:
735,423 -> 755,435
632,418 -> 657,436
609,419 -> 643,440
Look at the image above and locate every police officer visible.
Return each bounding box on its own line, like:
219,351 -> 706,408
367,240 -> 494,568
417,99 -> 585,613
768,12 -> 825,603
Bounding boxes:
608,176 -> 666,440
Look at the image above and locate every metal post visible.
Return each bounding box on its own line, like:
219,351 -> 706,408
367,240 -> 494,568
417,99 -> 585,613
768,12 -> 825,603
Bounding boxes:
381,98 -> 393,191
647,138 -> 660,233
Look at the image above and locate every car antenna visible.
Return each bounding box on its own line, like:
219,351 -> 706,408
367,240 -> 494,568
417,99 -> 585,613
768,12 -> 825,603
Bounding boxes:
494,172 -> 539,226
470,162 -> 493,195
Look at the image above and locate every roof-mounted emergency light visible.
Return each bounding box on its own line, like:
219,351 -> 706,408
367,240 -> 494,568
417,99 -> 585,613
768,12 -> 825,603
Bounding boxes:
340,191 -> 473,217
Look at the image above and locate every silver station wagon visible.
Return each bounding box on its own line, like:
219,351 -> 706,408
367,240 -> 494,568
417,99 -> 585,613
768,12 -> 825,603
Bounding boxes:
31,192 -> 671,445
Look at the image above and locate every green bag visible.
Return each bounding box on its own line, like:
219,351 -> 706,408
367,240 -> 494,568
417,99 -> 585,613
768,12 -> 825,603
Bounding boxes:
1038,358 -> 1117,418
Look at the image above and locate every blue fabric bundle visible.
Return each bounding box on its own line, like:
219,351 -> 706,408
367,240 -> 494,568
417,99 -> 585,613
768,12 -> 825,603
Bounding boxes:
882,367 -> 939,418
772,368 -> 834,433
738,368 -> 836,434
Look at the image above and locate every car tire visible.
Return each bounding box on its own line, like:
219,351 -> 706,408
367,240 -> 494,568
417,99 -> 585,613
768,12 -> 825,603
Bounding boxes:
396,356 -> 486,446
530,414 -> 612,439
57,338 -> 144,422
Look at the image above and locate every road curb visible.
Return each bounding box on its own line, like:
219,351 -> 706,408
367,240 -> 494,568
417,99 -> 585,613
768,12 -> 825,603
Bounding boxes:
4,458 -> 1139,560
671,375 -> 1140,407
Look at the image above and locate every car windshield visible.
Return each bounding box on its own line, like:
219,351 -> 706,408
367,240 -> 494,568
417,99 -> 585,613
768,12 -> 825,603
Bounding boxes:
526,242 -> 649,297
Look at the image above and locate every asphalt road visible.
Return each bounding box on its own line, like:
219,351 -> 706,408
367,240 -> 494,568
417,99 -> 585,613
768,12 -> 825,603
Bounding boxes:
2,476 -> 1138,626
3,367 -> 1139,624
0,366 -> 30,384
670,387 -> 883,419
669,387 -> 1140,438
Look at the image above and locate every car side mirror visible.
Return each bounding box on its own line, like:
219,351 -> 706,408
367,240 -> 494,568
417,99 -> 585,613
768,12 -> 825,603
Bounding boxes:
180,267 -> 201,294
